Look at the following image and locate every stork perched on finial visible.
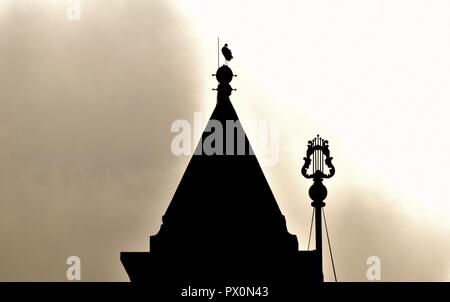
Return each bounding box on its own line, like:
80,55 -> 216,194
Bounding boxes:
221,43 -> 233,65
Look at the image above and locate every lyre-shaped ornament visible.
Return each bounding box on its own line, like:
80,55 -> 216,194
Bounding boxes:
301,135 -> 335,179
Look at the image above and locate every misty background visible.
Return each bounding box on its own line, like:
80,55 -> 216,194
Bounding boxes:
1,0 -> 450,281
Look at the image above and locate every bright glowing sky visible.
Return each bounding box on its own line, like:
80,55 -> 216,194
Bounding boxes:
174,0 -> 450,225
172,0 -> 450,280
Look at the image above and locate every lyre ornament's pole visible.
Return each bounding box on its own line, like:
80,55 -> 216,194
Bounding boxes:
301,135 -> 335,282
310,178 -> 327,280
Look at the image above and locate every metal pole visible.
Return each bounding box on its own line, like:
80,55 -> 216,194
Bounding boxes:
309,178 -> 327,282
302,135 -> 334,282
314,201 -> 323,279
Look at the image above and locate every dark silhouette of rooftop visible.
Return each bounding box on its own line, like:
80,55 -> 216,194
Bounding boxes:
121,59 -> 321,297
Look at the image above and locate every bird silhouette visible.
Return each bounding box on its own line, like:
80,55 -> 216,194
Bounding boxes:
221,43 -> 233,64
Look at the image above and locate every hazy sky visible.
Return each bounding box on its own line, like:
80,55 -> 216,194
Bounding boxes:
1,0 -> 450,281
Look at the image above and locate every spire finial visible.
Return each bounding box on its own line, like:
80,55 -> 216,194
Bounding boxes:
212,41 -> 237,103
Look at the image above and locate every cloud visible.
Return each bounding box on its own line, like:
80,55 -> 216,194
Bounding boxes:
0,0 -> 200,281
324,187 -> 450,281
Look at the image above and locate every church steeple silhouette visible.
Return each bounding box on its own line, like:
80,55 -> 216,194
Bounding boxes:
121,51 -> 322,297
